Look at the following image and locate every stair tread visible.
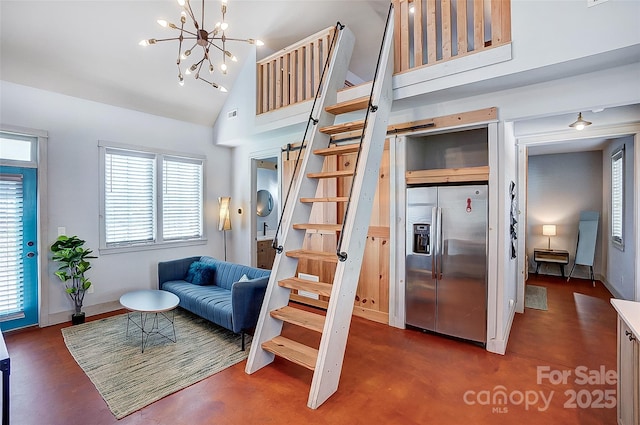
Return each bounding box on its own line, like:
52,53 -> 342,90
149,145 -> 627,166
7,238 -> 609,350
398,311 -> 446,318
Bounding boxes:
319,120 -> 365,135
325,96 -> 370,115
300,196 -> 349,203
313,144 -> 360,156
262,336 -> 318,371
286,249 -> 339,263
270,305 -> 325,332
279,277 -> 333,297
292,223 -> 342,231
307,170 -> 354,179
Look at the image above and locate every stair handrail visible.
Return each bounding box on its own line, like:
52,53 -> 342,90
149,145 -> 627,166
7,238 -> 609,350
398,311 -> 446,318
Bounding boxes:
271,21 -> 345,255
335,3 -> 393,262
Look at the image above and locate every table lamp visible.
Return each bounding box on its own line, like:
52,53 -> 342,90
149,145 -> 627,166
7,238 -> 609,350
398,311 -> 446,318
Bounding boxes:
542,224 -> 556,250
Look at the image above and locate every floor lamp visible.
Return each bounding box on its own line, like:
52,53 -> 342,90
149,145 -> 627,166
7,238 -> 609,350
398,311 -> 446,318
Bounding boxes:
218,197 -> 231,261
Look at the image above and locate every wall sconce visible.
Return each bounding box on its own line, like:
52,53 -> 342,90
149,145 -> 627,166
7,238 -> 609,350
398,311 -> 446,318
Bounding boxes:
218,196 -> 231,260
542,224 -> 556,250
569,112 -> 592,131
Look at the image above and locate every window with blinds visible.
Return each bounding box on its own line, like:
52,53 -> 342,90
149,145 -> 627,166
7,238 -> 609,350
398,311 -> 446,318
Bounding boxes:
105,149 -> 156,246
611,147 -> 624,248
101,145 -> 205,250
162,157 -> 203,240
0,174 -> 25,320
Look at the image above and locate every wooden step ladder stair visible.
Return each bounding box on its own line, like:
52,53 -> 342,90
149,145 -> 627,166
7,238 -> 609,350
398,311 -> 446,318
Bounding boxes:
246,6 -> 395,409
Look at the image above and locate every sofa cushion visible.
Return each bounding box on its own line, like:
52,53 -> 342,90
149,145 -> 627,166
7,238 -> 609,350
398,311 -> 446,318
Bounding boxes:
162,281 -> 233,331
198,257 -> 269,290
185,261 -> 216,286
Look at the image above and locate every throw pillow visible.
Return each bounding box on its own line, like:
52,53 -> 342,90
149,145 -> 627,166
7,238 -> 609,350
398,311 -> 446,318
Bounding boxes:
185,261 -> 216,286
238,274 -> 250,282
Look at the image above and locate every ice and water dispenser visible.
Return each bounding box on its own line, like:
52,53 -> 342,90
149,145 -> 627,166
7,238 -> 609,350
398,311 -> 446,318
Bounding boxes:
412,224 -> 431,255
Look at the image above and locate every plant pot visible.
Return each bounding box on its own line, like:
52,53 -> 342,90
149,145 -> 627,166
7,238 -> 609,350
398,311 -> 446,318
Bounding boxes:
72,312 -> 86,325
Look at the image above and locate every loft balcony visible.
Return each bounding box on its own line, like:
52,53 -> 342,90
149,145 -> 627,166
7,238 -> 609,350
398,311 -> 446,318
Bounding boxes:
256,0 -> 512,116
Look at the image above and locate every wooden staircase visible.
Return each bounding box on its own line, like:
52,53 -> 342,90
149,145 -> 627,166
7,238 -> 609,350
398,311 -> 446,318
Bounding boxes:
246,7 -> 395,409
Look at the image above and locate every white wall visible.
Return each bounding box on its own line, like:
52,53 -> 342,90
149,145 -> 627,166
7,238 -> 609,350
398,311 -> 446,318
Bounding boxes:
604,136 -> 636,299
493,121 -> 518,353
527,151 -> 604,278
1,81 -> 232,325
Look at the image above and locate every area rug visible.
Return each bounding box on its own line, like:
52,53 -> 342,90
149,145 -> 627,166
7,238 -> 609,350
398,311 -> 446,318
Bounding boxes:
525,285 -> 548,311
62,309 -> 249,419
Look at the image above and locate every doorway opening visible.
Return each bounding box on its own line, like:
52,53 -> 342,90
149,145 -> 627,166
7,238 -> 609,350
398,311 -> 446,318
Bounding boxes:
516,119 -> 640,309
251,153 -> 280,269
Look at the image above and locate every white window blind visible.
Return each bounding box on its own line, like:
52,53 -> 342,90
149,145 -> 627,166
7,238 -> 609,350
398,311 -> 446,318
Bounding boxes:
611,148 -> 624,247
162,157 -> 203,240
105,149 -> 156,246
0,174 -> 25,319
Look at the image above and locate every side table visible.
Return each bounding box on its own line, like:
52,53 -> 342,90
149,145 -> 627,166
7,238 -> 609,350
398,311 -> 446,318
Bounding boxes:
534,249 -> 570,278
119,290 -> 180,353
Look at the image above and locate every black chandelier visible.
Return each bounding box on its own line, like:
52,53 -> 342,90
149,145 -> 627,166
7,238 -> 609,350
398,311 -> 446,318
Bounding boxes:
139,0 -> 263,91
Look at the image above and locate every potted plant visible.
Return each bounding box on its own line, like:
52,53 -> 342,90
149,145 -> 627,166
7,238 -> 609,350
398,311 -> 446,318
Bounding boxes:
50,235 -> 97,325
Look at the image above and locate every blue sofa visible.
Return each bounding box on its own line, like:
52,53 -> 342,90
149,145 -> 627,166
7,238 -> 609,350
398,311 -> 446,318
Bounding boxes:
158,256 -> 271,350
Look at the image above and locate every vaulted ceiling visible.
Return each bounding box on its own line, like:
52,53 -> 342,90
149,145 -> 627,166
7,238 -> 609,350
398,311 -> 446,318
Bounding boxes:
1,0 -> 390,127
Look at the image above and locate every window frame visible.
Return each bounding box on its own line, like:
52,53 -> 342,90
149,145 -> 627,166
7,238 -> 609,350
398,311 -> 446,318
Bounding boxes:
610,146 -> 624,250
98,141 -> 207,254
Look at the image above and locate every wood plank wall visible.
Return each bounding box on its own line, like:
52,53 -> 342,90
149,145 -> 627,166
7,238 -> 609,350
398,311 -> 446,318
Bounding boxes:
281,142 -> 391,324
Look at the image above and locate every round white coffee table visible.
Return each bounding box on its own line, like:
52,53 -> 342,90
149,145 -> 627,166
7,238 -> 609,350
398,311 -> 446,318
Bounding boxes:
119,290 -> 180,353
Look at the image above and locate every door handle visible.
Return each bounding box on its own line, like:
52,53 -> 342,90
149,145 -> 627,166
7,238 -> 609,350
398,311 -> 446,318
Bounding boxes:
437,207 -> 443,279
431,207 -> 438,279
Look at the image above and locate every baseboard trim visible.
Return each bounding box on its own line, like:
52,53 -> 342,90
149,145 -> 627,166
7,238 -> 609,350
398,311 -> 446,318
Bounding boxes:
601,277 -> 624,299
47,301 -> 123,327
486,300 -> 516,355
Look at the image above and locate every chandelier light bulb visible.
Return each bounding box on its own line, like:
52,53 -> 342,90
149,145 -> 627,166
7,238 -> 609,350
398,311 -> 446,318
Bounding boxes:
157,19 -> 168,28
177,0 -> 186,6
220,63 -> 227,73
178,74 -> 184,86
185,68 -> 191,75
209,64 -> 215,74
189,64 -> 198,72
139,40 -> 148,47
219,86 -> 228,93
220,22 -> 229,31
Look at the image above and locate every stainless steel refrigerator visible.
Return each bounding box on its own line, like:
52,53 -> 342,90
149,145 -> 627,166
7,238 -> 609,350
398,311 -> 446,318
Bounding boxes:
405,185 -> 488,344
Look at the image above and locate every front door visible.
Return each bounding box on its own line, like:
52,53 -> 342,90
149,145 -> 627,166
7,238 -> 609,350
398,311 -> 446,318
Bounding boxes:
1,162 -> 39,331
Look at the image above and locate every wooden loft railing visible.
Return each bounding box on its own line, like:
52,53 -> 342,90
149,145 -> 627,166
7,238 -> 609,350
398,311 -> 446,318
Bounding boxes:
257,0 -> 511,114
257,26 -> 336,115
393,0 -> 511,73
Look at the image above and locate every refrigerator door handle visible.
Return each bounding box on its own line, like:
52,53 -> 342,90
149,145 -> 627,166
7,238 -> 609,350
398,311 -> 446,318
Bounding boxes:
437,207 -> 443,279
431,206 -> 437,279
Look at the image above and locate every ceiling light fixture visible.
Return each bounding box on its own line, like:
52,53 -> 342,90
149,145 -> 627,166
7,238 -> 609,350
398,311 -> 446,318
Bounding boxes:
139,0 -> 263,91
568,112 -> 592,131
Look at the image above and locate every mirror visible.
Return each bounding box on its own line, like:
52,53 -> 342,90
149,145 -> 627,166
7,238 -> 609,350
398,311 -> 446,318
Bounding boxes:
256,190 -> 273,217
